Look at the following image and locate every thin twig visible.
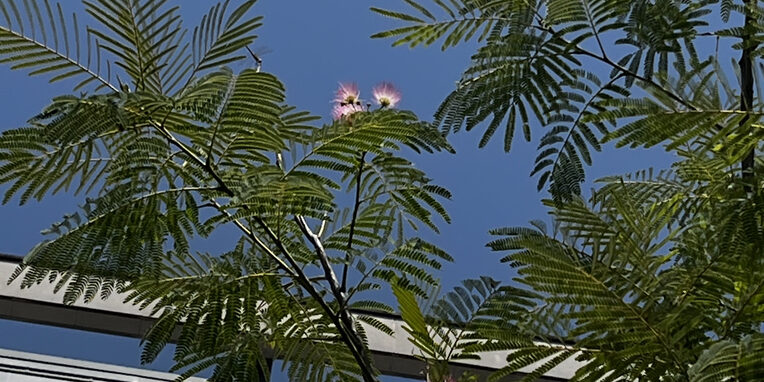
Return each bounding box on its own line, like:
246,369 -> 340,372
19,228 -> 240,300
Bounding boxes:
341,152 -> 367,293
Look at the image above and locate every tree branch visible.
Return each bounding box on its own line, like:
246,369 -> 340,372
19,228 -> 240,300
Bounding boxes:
147,118 -> 378,382
295,215 -> 343,299
341,152 -> 367,293
740,0 -> 758,195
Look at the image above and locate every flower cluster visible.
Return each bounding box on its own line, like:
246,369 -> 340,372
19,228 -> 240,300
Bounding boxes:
372,82 -> 401,108
331,81 -> 401,120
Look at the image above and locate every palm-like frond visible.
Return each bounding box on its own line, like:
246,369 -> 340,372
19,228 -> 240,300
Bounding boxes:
371,0 -> 529,51
532,70 -> 628,201
11,182 -> 207,301
0,96 -> 123,204
185,1 -> 260,89
363,153 -> 452,232
688,335 -> 764,382
0,0 -> 117,91
83,0 -> 261,95
126,243 -> 367,382
0,0 -> 262,94
373,0 -> 741,201
348,238 -> 453,300
83,0 -> 181,93
613,1 -> 711,86
284,110 -> 453,240
588,57 -> 764,165
436,31 -> 579,150
483,151 -> 764,380
545,0 -> 628,39
393,277 -> 540,381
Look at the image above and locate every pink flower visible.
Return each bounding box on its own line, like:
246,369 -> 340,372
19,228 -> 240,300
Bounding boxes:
334,82 -> 361,105
332,103 -> 363,120
372,82 -> 401,108
444,376 -> 457,382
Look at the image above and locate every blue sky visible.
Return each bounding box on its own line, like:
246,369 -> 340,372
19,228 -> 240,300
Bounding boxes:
0,1 -> 674,379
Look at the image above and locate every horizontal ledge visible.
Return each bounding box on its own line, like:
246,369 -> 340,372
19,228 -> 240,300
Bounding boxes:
0,255 -> 579,380
0,347 -> 206,382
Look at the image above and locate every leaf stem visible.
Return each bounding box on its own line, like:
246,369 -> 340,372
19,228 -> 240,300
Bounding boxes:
0,25 -> 119,92
739,0 -> 757,195
341,151 -> 367,294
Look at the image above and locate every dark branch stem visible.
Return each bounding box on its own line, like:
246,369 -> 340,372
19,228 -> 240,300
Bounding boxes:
341,151 -> 367,294
548,75 -> 622,186
583,0 -> 607,60
148,120 -> 377,382
270,152 -> 373,378
722,279 -> 764,339
246,45 -> 263,72
573,46 -> 690,107
126,3 -> 148,92
527,21 -> 730,146
206,82 -> 236,165
270,216 -> 377,382
740,0 -> 758,195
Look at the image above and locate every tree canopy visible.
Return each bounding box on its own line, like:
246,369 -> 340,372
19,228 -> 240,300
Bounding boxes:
1,0 -> 763,381
375,0 -> 764,380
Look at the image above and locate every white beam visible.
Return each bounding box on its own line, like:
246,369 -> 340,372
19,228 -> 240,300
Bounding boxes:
0,255 -> 582,380
0,348 -> 206,382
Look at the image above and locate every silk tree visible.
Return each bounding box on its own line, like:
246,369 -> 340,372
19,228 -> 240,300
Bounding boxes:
376,0 -> 764,380
0,1 -> 456,380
